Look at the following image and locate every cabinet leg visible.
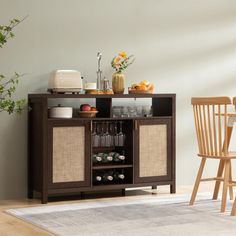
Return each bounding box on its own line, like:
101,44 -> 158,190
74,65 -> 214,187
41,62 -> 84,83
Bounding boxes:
152,186 -> 157,190
41,193 -> 48,204
170,183 -> 176,194
81,192 -> 85,199
28,190 -> 34,199
122,189 -> 126,196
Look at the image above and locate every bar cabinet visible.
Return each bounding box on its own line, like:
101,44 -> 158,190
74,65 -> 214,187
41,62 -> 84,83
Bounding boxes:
28,93 -> 176,203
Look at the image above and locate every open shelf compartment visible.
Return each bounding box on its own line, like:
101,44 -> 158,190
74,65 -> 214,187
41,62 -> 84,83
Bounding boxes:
92,167 -> 133,186
91,120 -> 133,166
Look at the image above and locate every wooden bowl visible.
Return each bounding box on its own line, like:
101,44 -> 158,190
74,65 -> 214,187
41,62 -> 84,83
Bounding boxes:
78,111 -> 98,118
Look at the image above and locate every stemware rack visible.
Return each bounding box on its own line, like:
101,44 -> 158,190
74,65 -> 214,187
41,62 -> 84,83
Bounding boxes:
28,93 -> 176,203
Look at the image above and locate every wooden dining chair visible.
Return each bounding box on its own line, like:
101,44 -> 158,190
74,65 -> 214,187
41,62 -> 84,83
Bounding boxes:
230,97 -> 236,216
190,97 -> 236,213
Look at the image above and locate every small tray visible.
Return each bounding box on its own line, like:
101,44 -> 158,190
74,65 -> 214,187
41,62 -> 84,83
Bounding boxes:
78,111 -> 98,118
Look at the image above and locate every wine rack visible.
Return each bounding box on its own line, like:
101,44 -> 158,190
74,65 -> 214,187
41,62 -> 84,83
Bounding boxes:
28,93 -> 176,203
93,168 -> 133,186
91,120 -> 133,186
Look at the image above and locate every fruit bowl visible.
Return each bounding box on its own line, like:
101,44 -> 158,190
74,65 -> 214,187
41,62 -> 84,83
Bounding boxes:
78,111 -> 98,118
128,81 -> 154,94
128,88 -> 153,94
85,89 -> 98,94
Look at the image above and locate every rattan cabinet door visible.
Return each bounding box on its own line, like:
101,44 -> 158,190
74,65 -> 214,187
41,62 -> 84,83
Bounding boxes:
48,120 -> 91,189
134,119 -> 172,183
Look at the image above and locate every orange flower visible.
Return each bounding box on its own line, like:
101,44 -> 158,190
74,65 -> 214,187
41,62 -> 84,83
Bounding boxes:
119,51 -> 127,59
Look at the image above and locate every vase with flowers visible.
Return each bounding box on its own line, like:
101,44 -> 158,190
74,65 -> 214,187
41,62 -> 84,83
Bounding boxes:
111,52 -> 135,94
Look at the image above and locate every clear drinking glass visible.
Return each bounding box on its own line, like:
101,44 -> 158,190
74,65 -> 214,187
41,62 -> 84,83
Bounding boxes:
136,105 -> 143,117
128,106 -> 137,117
142,105 -> 152,117
112,106 -> 121,117
120,106 -> 129,118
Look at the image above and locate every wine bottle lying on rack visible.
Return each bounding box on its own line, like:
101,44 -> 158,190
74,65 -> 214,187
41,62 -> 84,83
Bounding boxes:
113,170 -> 125,180
92,154 -> 102,164
92,152 -> 126,164
103,171 -> 114,182
109,152 -> 125,162
92,153 -> 113,164
93,170 -> 126,184
93,175 -> 102,182
105,153 -> 113,162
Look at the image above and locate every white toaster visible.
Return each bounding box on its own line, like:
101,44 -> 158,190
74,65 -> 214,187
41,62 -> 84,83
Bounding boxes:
48,70 -> 83,93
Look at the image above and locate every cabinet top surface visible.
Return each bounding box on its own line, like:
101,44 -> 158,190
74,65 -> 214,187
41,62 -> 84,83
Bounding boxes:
28,93 -> 176,99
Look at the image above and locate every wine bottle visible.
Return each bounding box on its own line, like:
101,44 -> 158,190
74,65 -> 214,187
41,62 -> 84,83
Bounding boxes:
108,152 -> 116,159
102,171 -> 113,182
93,175 -> 102,182
112,152 -> 126,162
92,154 -> 102,164
96,153 -> 106,163
119,150 -> 126,161
101,153 -> 113,163
113,171 -> 125,180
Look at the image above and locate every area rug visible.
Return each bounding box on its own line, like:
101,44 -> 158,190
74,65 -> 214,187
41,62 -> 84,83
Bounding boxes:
6,193 -> 236,236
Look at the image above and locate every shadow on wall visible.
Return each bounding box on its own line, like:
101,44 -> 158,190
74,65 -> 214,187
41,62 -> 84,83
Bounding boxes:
176,72 -> 236,185
0,72 -> 49,199
0,72 -> 50,199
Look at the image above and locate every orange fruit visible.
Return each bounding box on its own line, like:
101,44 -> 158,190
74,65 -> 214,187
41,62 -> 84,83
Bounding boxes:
91,107 -> 97,111
131,84 -> 139,89
137,85 -> 146,90
140,80 -> 150,86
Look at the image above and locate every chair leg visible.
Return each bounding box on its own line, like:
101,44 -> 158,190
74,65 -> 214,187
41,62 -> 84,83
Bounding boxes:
229,161 -> 234,200
213,160 -> 225,200
190,158 -> 206,205
221,160 -> 230,212
231,198 -> 236,216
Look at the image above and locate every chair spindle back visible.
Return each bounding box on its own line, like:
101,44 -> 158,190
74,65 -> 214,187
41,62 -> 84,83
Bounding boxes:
191,97 -> 231,157
233,97 -> 236,111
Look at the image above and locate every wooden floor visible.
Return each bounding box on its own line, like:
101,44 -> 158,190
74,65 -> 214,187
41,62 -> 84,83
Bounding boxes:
0,183 -> 214,236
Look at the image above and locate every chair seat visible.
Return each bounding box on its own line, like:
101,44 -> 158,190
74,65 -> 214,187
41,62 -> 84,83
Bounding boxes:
198,152 -> 236,159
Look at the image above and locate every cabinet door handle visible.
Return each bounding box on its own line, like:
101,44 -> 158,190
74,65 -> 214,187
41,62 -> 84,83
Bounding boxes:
134,120 -> 138,130
90,122 -> 93,132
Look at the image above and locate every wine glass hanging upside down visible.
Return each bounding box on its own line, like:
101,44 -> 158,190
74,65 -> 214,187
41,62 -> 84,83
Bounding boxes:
92,121 -> 125,147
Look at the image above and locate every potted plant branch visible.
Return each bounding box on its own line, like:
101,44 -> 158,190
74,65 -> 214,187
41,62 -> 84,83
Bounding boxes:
0,17 -> 27,114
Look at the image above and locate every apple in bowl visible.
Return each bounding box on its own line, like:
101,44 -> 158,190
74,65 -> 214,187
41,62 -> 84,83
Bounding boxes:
80,104 -> 91,111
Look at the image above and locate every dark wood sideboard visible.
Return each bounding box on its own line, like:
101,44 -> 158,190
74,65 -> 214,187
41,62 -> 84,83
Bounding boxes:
28,93 -> 176,203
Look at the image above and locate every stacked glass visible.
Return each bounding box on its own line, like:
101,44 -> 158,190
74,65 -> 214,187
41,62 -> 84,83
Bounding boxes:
112,106 -> 152,118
